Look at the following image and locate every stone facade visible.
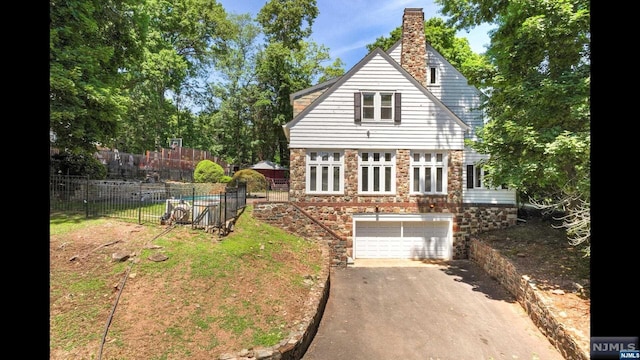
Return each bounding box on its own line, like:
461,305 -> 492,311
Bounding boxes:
292,86 -> 331,118
254,148 -> 517,265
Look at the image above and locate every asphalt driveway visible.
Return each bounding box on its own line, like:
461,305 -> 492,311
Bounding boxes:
302,260 -> 564,360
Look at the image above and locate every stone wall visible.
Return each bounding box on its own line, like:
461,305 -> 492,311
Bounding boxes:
271,148 -> 517,262
252,202 -> 349,267
469,238 -> 589,360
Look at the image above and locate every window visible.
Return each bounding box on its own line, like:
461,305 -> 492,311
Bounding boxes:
307,150 -> 343,194
410,151 -> 447,194
428,66 -> 439,85
466,164 -> 485,189
354,92 -> 401,123
467,164 -> 508,190
359,151 -> 395,194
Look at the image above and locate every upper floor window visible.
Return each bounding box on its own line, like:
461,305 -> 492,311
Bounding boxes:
307,150 -> 343,194
354,92 -> 401,123
359,151 -> 395,194
410,151 -> 447,194
428,66 -> 439,85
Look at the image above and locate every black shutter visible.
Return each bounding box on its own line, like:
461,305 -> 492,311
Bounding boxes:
354,92 -> 361,123
394,93 -> 401,124
466,165 -> 474,189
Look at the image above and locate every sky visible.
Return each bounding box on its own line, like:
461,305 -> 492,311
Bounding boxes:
216,0 -> 495,71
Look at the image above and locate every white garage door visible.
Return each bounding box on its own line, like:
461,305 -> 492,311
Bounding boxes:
354,219 -> 451,259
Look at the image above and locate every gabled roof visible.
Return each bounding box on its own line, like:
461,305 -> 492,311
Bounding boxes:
283,47 -> 471,135
289,76 -> 340,102
251,160 -> 288,170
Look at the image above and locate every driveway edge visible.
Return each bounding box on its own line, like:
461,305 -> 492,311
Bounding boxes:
469,238 -> 590,360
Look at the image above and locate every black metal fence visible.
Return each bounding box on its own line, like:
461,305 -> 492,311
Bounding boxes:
49,175 -> 246,232
265,177 -> 290,202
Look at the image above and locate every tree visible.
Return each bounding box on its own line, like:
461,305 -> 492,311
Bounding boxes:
438,0 -> 591,255
366,17 -> 492,85
117,0 -> 231,153
50,0 -> 146,154
204,13 -> 262,167
254,0 -> 342,166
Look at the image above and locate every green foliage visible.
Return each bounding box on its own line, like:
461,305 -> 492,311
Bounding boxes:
51,151 -> 107,179
257,0 -> 318,50
220,175 -> 232,183
193,160 -> 224,183
365,17 -> 492,83
49,0 -> 146,154
441,0 -> 590,253
230,169 -> 266,193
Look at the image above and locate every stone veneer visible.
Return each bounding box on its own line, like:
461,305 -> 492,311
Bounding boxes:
401,8 -> 427,85
254,148 -> 517,266
469,238 -> 590,360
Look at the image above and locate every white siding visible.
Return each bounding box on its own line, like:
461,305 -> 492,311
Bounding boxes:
425,47 -> 485,139
390,44 -> 485,139
288,53 -> 467,150
462,150 -> 517,205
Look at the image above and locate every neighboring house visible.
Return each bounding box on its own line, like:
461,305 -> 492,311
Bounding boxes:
267,8 -> 517,264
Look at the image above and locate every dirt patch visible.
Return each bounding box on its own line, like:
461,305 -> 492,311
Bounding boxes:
50,213 -> 326,360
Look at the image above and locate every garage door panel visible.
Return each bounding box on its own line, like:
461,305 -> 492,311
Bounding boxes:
355,220 -> 451,259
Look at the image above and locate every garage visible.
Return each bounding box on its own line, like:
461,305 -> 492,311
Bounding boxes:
352,214 -> 453,260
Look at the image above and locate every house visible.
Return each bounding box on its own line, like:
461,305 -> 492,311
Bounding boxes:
250,160 -> 289,180
258,8 -> 517,265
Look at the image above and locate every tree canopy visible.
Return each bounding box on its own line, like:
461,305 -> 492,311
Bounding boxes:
437,0 -> 591,254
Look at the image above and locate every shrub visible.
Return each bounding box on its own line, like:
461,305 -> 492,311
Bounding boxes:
220,175 -> 232,183
193,160 -> 224,183
230,169 -> 266,193
50,151 -> 107,179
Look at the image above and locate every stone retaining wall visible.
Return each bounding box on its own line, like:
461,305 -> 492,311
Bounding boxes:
469,238 -> 589,360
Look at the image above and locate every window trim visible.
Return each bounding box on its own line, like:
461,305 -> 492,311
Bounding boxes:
466,163 -> 508,190
306,150 -> 344,194
428,66 -> 440,86
358,150 -> 396,194
409,151 -> 448,195
354,91 -> 400,123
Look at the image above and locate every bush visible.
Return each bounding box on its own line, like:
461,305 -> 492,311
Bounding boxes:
50,151 -> 107,179
220,175 -> 232,183
230,169 -> 266,193
193,160 -> 224,183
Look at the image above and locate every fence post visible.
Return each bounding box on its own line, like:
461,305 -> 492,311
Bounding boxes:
191,187 -> 195,229
84,175 -> 89,218
138,181 -> 142,224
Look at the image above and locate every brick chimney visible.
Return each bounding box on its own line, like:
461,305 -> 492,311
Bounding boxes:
401,8 -> 427,85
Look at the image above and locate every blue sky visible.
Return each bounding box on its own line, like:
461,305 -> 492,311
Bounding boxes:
216,0 -> 495,70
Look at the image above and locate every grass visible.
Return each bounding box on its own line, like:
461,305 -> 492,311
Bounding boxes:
50,205 -> 326,359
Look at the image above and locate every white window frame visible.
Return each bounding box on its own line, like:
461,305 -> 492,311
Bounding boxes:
358,151 -> 396,194
467,163 -> 508,190
306,150 -> 344,194
428,66 -> 440,86
361,91 -> 395,121
410,151 -> 448,194
467,164 -> 487,189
